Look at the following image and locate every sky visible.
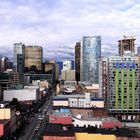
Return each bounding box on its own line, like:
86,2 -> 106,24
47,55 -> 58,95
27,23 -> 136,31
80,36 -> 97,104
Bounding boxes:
0,0 -> 140,60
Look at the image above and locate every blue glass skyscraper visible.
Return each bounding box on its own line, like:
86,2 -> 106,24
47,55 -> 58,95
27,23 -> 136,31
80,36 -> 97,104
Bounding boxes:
81,36 -> 101,83
13,42 -> 25,73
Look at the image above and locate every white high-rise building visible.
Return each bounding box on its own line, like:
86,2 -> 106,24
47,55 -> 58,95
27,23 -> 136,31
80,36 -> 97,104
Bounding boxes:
63,60 -> 72,70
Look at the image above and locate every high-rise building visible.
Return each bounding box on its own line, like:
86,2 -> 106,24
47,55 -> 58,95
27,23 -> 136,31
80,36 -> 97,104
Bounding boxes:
63,60 -> 72,70
108,52 -> 140,121
0,55 -> 2,72
55,64 -> 60,80
0,73 -> 13,99
118,36 -> 135,56
13,43 -> 25,73
61,70 -> 75,81
137,46 -> 140,63
75,42 -> 81,81
0,57 -> 10,72
25,46 -> 43,73
81,36 -> 101,84
99,58 -> 108,107
137,46 -> 140,54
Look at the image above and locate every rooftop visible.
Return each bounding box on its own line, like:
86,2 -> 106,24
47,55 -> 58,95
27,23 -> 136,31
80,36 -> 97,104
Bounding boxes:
72,116 -> 120,122
51,112 -> 71,117
53,94 -> 104,101
43,124 -> 140,138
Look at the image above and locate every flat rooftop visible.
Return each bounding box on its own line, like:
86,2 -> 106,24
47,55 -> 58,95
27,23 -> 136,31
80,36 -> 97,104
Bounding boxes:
53,94 -> 104,101
51,112 -> 71,116
43,124 -> 140,138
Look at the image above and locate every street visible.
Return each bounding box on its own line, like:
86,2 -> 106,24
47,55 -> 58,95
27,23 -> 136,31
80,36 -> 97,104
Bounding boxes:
18,91 -> 54,140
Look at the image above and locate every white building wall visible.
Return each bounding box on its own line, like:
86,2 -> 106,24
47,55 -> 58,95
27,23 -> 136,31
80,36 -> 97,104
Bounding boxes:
69,98 -> 78,107
4,89 -> 38,101
53,100 -> 69,107
61,70 -> 75,81
90,101 -> 104,108
72,117 -> 102,128
63,60 -> 72,70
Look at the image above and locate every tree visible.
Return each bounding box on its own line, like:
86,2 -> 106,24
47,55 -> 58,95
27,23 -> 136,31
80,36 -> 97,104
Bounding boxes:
10,98 -> 21,111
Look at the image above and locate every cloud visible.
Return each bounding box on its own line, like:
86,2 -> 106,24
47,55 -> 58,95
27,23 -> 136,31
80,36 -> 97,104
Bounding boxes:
0,0 -> 140,60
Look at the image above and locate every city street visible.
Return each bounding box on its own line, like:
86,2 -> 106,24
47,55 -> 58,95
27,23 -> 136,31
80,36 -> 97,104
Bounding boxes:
18,91 -> 54,140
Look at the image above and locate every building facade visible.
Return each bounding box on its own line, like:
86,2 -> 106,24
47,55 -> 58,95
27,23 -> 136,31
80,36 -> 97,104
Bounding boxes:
63,60 -> 72,70
13,43 -> 25,73
61,70 -> 75,81
10,72 -> 24,88
137,46 -> 140,54
75,42 -> 81,81
25,46 -> 42,73
99,58 -> 108,107
108,53 -> 140,121
0,57 -> 10,72
118,37 -> 135,56
81,36 -> 101,84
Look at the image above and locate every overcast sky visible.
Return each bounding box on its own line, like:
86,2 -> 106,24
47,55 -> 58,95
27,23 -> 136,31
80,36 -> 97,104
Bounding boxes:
0,0 -> 140,60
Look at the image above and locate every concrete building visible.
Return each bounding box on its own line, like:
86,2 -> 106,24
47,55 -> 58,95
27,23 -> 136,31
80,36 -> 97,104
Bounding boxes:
137,46 -> 140,54
13,42 -> 25,73
118,36 -> 135,56
10,72 -> 24,87
43,61 -> 55,74
81,36 -> 101,84
0,57 -> 10,72
3,86 -> 39,101
99,58 -> 108,107
25,45 -> 42,72
63,60 -> 72,70
42,61 -> 57,82
108,52 -> 140,121
52,93 -> 104,108
0,102 -> 17,136
48,112 -> 72,125
137,46 -> 140,63
69,93 -> 91,108
84,84 -> 99,97
0,120 -> 10,138
61,81 -> 77,93
70,108 -> 108,119
0,73 -> 12,99
4,71 -> 24,88
0,61 -> 1,73
24,73 -> 54,84
75,42 -> 81,81
55,64 -> 59,80
61,70 -> 75,81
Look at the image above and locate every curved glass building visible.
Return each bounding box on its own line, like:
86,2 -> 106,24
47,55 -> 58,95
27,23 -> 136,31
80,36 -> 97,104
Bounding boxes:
81,36 -> 101,84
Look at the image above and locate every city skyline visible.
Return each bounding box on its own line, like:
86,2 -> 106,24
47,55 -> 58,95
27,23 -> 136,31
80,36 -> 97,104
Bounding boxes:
0,0 -> 140,60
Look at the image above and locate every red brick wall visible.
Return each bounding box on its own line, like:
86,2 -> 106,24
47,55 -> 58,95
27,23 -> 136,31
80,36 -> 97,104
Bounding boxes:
71,108 -> 108,119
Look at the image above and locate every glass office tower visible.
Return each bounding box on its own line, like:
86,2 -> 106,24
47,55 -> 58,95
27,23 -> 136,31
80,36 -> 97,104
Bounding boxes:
81,36 -> 101,84
13,42 -> 25,73
25,46 -> 43,72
